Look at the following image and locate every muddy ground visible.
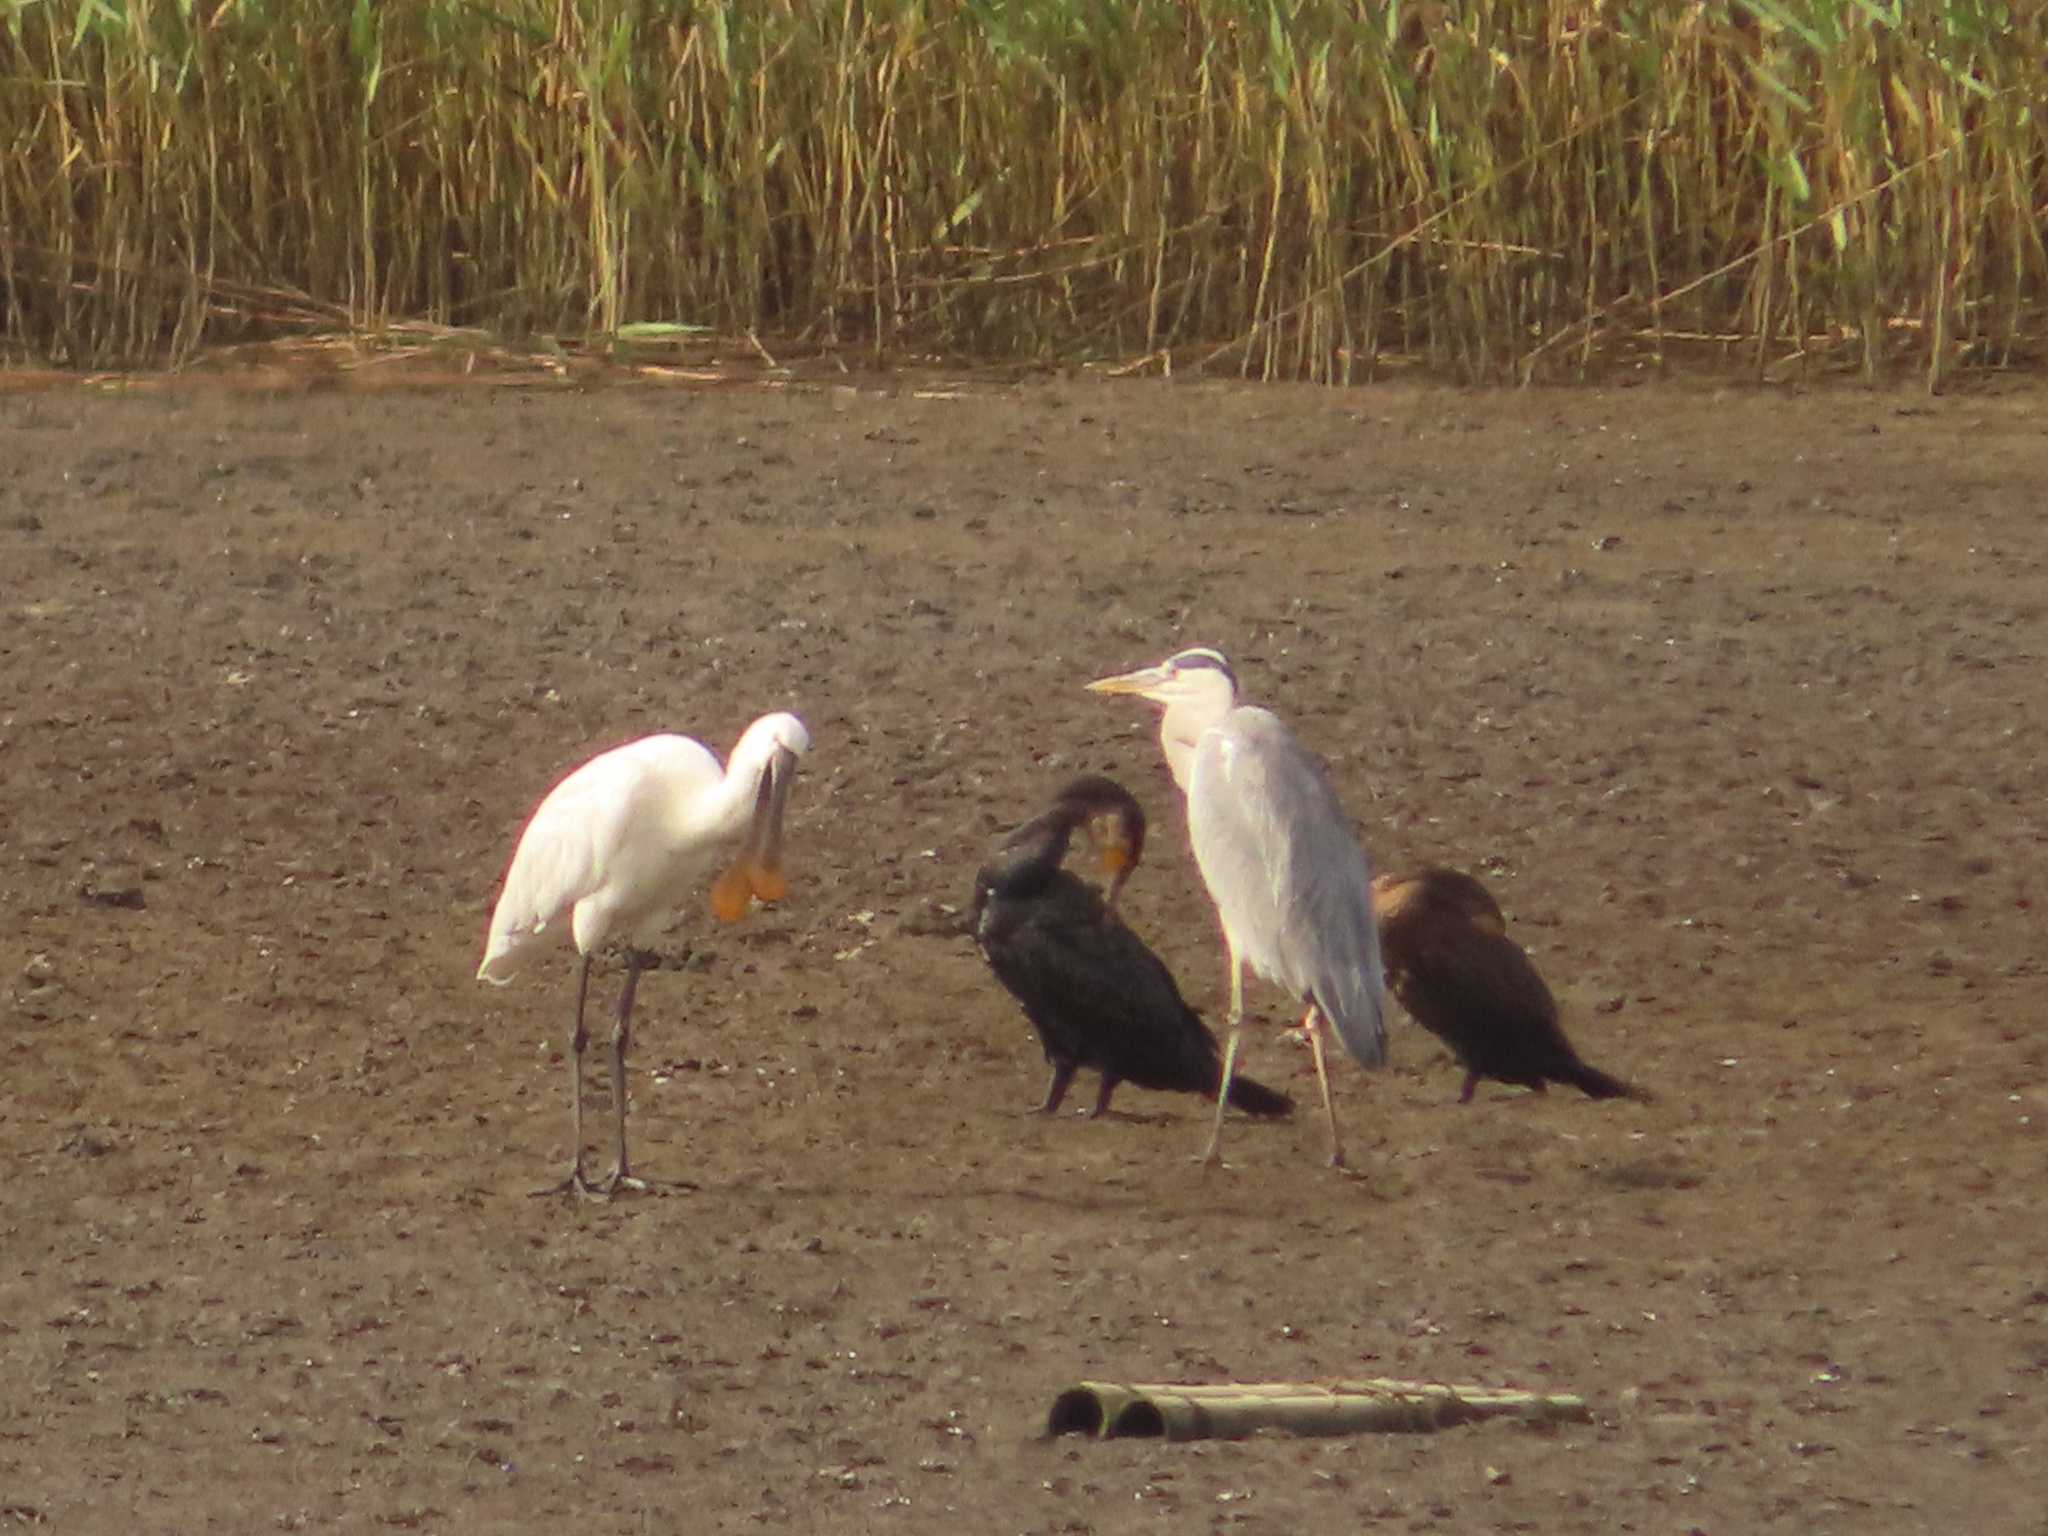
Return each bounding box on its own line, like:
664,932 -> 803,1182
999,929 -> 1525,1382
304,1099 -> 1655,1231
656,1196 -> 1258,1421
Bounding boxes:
2,368 -> 2044,1533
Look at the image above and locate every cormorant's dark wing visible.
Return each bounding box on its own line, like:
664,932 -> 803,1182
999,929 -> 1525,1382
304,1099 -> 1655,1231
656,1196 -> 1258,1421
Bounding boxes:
979,873 -> 1223,1093
1386,925 -> 1574,1087
1389,926 -> 1640,1101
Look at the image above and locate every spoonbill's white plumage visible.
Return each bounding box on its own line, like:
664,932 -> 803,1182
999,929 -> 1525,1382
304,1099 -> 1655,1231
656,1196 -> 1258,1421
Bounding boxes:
478,711 -> 810,1196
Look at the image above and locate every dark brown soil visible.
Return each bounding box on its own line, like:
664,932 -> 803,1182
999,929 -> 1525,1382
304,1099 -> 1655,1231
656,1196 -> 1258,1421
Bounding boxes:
3,371 -> 2044,1533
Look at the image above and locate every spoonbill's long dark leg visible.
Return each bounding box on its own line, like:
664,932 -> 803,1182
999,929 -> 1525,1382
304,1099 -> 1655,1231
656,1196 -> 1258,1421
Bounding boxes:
533,955 -> 600,1198
601,949 -> 654,1196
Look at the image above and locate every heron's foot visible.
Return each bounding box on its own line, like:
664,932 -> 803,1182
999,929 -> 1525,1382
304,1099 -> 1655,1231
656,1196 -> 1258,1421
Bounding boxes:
595,1168 -> 702,1197
531,1167 -> 605,1200
1331,1161 -> 1371,1182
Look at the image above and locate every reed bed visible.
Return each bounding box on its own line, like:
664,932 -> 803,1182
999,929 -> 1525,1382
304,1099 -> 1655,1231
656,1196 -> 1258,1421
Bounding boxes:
1,0 -> 2041,381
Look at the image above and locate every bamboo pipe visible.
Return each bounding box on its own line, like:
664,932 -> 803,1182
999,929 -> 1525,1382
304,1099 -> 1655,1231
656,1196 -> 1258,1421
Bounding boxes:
1046,1377 -> 1593,1441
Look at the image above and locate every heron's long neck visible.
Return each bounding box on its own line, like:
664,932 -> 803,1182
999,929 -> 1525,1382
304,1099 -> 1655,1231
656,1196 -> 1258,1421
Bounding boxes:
1159,696 -> 1230,793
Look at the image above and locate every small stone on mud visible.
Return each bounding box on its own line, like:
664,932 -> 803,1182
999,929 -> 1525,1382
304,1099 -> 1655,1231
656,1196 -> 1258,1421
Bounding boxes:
61,1126 -> 113,1158
80,881 -> 147,910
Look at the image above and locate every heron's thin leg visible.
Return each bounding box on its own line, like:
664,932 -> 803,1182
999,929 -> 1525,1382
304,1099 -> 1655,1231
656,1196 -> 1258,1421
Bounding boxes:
1036,1059 -> 1078,1116
533,954 -> 599,1198
1458,1071 -> 1480,1104
1302,1004 -> 1345,1169
1200,948 -> 1247,1167
602,950 -> 652,1196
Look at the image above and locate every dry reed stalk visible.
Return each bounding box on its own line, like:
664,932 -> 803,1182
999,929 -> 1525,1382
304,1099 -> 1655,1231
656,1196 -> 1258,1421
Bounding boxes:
0,0 -> 2038,379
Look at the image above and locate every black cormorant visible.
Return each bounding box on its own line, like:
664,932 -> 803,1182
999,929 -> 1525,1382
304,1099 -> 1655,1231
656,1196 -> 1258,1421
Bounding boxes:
973,775 -> 1292,1121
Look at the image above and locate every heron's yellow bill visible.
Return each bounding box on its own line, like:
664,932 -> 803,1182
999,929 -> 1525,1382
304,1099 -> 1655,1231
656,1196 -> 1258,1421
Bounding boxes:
1085,664 -> 1170,697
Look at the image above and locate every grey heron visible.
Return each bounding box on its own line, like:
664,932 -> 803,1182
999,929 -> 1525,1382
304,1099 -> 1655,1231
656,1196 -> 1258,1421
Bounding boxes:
478,712 -> 810,1196
1372,867 -> 1647,1102
1087,648 -> 1384,1167
972,774 -> 1293,1121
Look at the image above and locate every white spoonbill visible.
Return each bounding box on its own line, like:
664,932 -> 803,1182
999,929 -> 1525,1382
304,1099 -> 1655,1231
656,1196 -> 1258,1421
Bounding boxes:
1088,648 -> 1384,1168
478,712 -> 811,1196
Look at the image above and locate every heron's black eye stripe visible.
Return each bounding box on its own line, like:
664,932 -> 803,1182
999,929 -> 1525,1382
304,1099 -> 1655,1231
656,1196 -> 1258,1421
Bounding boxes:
1165,647 -> 1237,691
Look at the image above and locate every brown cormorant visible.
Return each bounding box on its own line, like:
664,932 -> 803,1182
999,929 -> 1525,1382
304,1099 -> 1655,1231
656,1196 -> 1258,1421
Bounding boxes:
1371,866 -> 1647,1104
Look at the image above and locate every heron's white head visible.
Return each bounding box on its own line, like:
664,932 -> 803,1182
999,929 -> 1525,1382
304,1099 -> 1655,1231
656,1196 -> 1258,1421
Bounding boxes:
1086,648 -> 1239,793
709,711 -> 810,921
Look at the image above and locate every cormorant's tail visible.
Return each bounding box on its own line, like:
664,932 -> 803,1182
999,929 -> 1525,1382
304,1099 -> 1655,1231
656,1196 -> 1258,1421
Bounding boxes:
1222,1073 -> 1294,1118
1560,1058 -> 1652,1102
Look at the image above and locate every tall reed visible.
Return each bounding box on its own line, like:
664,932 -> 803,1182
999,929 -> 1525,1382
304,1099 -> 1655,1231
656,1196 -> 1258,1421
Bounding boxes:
0,0 -> 2039,380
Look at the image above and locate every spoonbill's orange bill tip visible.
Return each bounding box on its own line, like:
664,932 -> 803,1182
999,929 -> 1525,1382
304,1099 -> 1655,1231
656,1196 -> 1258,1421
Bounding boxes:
748,861 -> 787,903
709,865 -> 752,922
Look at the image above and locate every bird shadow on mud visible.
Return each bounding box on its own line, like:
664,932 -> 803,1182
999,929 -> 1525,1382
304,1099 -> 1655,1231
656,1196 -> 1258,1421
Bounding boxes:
1586,1157 -> 1705,1191
653,1170 -> 1369,1218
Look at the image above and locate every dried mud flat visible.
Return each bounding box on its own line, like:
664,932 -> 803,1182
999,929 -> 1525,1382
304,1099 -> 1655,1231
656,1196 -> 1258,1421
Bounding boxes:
2,372 -> 2044,1534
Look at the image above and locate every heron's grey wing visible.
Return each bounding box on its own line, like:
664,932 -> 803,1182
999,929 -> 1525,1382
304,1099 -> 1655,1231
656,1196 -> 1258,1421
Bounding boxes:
1188,707 -> 1386,1070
